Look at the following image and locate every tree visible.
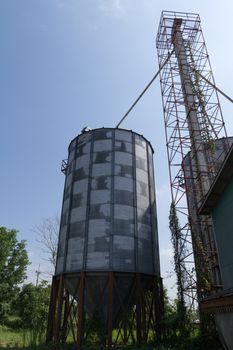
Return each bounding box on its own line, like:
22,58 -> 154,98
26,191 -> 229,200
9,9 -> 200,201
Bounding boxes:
16,281 -> 51,341
33,216 -> 59,271
0,227 -> 29,320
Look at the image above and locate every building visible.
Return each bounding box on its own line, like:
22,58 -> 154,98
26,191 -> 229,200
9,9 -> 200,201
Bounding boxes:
199,144 -> 233,350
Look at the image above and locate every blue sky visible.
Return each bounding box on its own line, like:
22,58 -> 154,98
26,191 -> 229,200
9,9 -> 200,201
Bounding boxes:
1,0 -> 233,296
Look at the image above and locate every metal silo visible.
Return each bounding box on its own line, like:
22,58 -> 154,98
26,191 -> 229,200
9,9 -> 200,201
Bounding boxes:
47,128 -> 163,348
182,137 -> 233,290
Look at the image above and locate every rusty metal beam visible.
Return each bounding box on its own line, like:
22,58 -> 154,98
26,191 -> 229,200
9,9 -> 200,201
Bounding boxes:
55,275 -> 64,342
46,276 -> 58,342
136,274 -> 142,344
47,272 -> 163,348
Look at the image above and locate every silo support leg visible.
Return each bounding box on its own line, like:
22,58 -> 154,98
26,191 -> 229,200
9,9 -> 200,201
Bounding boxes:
123,321 -> 128,344
55,275 -> 64,342
64,277 -> 82,343
141,292 -> 146,342
107,272 -> 114,348
46,276 -> 58,342
61,289 -> 70,342
77,272 -> 85,349
136,274 -> 142,345
154,278 -> 163,341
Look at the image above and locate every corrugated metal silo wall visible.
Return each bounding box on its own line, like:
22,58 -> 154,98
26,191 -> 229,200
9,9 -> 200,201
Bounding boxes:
56,128 -> 160,278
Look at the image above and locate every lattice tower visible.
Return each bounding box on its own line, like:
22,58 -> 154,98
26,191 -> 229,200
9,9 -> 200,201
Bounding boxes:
156,11 -> 229,306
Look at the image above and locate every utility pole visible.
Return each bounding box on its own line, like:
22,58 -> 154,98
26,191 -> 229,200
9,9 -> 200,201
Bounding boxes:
35,264 -> 41,286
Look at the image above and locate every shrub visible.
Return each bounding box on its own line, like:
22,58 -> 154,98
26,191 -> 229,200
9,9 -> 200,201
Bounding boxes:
16,281 -> 50,341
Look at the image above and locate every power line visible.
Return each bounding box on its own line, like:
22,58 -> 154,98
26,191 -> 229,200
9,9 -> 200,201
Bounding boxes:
115,51 -> 233,130
115,50 -> 174,129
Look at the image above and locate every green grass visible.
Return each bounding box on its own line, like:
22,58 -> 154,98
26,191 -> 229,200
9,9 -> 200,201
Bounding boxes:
0,326 -> 161,349
0,327 -> 162,350
0,325 -> 164,350
0,325 -> 224,350
0,325 -> 36,348
0,317 -> 223,350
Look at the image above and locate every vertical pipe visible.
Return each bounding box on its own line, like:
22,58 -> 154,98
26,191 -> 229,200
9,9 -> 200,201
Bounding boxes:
172,19 -> 222,292
172,19 -> 210,199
